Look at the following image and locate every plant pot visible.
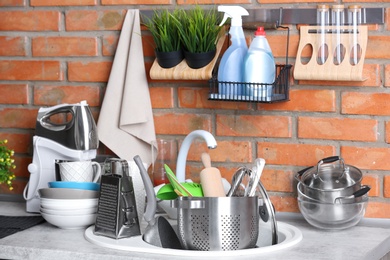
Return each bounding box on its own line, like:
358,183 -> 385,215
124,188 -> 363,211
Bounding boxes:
155,49 -> 184,69
184,49 -> 216,69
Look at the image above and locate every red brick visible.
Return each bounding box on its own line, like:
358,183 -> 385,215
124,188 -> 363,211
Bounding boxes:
0,36 -> 26,56
261,169 -> 294,192
153,112 -> 212,135
0,132 -> 32,154
178,87 -> 252,110
0,0 -> 25,6
150,86 -> 174,109
0,11 -> 60,31
0,108 -> 38,128
362,174 -> 379,197
216,114 -> 291,138
342,92 -> 390,116
298,117 -> 378,142
271,195 -> 299,213
102,34 -> 119,56
34,85 -> 100,106
366,36 -> 390,59
31,0 -> 96,5
0,60 -> 63,81
32,37 -> 98,57
257,142 -> 336,167
68,61 -> 112,82
386,121 -> 390,144
365,201 -> 390,218
341,146 -> 390,171
177,0 -> 250,3
66,10 -> 126,31
102,0 -> 170,4
0,84 -> 28,104
384,176 -> 390,198
258,89 -> 336,112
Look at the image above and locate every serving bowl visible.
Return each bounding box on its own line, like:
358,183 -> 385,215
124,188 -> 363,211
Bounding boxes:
297,196 -> 367,230
48,181 -> 100,191
40,211 -> 96,229
40,206 -> 97,216
38,188 -> 99,200
40,198 -> 98,210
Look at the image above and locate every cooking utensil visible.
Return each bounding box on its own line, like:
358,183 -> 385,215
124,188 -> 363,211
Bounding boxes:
295,156 -> 363,203
227,167 -> 247,197
133,155 -> 182,249
245,158 -> 265,197
334,185 -> 371,204
164,164 -> 193,197
157,182 -> 203,200
200,152 -> 226,197
172,196 -> 259,251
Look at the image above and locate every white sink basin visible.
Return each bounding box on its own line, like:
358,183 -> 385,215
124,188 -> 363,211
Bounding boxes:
84,221 -> 302,257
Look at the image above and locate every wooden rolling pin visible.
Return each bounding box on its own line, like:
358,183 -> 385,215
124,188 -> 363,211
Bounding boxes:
200,153 -> 226,197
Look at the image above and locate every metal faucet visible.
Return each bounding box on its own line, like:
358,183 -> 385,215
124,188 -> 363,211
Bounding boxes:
176,130 -> 217,182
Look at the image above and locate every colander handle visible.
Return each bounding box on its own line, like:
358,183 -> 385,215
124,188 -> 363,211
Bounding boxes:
171,199 -> 205,209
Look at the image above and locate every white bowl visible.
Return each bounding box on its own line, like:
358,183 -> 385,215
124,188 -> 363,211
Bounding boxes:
41,211 -> 96,230
40,206 -> 97,216
40,198 -> 98,210
38,188 -> 99,200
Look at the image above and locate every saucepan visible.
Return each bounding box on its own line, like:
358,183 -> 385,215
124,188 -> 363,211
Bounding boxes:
295,156 -> 363,203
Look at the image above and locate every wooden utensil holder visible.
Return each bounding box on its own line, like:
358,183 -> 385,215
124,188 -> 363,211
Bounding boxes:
294,25 -> 368,81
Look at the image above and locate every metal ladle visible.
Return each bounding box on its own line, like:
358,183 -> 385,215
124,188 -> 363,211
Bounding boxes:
134,155 -> 182,249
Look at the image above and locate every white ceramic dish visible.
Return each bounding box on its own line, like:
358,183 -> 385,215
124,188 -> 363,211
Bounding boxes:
40,198 -> 98,210
41,211 -> 96,230
40,206 -> 97,216
38,188 -> 99,200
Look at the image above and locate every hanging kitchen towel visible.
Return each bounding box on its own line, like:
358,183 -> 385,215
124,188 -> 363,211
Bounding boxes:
97,9 -> 157,167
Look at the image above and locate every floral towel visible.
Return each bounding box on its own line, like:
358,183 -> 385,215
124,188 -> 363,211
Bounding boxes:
0,215 -> 44,239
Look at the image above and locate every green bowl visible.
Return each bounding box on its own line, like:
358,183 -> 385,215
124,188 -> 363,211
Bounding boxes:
157,182 -> 203,200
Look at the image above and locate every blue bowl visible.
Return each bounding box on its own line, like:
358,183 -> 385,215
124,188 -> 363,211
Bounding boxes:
48,181 -> 100,191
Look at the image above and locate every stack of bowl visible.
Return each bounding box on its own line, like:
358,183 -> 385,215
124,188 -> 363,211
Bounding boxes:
38,188 -> 99,229
295,156 -> 370,230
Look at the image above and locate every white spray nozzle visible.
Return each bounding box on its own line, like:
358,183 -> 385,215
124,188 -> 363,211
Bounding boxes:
218,5 -> 249,27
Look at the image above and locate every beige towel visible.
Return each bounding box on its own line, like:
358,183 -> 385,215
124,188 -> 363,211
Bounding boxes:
97,9 -> 156,167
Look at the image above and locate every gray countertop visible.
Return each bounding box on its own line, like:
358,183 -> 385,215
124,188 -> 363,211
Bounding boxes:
0,201 -> 390,260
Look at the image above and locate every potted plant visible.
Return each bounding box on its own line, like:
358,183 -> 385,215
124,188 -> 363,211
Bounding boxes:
0,139 -> 16,191
143,9 -> 184,68
174,6 -> 222,69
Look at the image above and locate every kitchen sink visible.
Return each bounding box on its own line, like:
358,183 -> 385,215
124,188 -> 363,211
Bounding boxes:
84,221 -> 302,257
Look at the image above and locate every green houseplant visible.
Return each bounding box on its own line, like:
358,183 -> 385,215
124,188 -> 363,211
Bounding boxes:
174,6 -> 223,69
143,9 -> 184,68
0,139 -> 16,191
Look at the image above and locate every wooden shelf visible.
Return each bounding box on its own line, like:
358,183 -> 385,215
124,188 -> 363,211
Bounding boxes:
149,29 -> 226,81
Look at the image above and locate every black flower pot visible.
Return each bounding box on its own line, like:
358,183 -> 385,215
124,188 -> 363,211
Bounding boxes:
184,49 -> 216,69
155,49 -> 184,69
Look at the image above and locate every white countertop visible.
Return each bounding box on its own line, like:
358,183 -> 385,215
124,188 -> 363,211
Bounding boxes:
0,201 -> 390,260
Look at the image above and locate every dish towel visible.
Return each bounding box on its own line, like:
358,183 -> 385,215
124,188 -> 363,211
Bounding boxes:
97,9 -> 157,167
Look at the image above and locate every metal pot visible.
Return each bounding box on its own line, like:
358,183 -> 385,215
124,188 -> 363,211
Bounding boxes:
295,156 -> 363,203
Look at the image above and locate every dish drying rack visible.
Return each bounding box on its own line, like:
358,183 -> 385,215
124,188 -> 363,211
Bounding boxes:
208,25 -> 291,103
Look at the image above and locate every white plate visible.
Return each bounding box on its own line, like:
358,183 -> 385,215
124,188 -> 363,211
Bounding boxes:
40,198 -> 98,210
84,221 -> 302,257
42,212 -> 96,230
40,206 -> 97,216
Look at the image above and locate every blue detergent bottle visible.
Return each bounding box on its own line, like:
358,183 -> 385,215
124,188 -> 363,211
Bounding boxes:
217,6 -> 249,97
243,27 -> 276,99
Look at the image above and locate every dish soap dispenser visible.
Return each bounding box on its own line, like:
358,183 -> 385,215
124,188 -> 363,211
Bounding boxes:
217,5 -> 249,97
243,27 -> 276,99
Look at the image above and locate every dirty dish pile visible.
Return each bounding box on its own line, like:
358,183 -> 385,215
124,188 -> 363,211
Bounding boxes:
39,188 -> 99,229
296,156 -> 370,230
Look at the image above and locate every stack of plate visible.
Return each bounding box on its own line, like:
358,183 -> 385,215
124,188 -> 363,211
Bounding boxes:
38,188 -> 99,230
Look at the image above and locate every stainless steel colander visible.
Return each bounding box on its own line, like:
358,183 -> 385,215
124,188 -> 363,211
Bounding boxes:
171,196 -> 259,251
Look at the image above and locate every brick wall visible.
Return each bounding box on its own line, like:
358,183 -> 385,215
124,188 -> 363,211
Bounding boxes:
0,0 -> 389,219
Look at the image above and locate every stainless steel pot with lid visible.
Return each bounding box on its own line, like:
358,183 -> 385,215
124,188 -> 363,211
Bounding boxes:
295,156 -> 363,203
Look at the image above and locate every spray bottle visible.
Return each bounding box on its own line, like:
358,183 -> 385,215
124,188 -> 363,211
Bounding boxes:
217,6 -> 249,97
